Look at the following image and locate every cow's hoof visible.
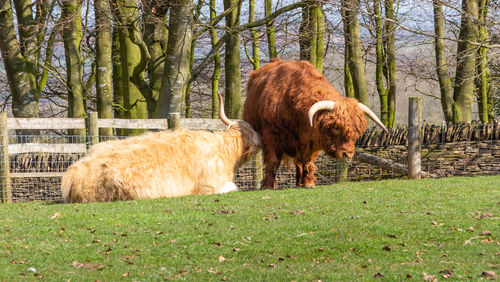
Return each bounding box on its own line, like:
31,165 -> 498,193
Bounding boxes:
304,184 -> 315,189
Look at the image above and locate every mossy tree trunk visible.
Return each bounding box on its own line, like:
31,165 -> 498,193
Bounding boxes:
210,0 -> 221,118
341,3 -> 355,98
116,0 -> 148,135
247,0 -> 260,70
143,0 -> 169,117
373,0 -> 396,128
265,0 -> 277,59
184,0 -> 203,118
341,0 -> 368,105
0,0 -> 42,137
299,1 -> 324,73
95,0 -> 114,136
452,0 -> 478,123
475,0 -> 493,123
432,0 -> 454,124
62,0 -> 86,137
223,0 -> 242,118
153,0 -> 193,119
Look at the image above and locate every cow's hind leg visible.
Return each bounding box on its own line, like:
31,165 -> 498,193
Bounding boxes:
299,152 -> 319,188
260,131 -> 283,189
261,149 -> 282,189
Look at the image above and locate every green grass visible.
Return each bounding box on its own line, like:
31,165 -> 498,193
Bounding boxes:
1,176 -> 499,281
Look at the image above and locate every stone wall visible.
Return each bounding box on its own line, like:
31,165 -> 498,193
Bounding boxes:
322,140 -> 500,183
234,139 -> 500,189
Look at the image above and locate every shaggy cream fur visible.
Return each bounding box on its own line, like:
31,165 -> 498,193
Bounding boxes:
61,121 -> 260,203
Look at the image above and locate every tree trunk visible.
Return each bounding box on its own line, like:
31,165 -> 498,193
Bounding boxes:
13,0 -> 38,81
0,0 -> 39,125
475,0 -> 492,123
111,27 -> 127,136
143,0 -> 169,116
452,0 -> 478,123
374,0 -> 388,125
117,0 -> 148,134
248,0 -> 260,70
223,0 -> 242,118
62,0 -> 85,136
95,0 -> 114,136
265,0 -> 277,58
342,0 -> 368,105
210,0 -> 221,119
341,3 -> 355,98
185,0 -> 203,118
433,0 -> 454,123
384,0 -> 396,128
299,2 -> 325,73
153,0 -> 193,118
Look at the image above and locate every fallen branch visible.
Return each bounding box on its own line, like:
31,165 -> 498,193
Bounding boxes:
355,151 -> 436,178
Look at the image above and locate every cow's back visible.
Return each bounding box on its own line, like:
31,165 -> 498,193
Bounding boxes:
243,59 -> 339,134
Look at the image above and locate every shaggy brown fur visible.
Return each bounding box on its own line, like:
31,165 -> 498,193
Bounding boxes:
243,59 -> 370,189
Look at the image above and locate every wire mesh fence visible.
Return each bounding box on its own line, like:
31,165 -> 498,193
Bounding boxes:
1,119 -> 499,203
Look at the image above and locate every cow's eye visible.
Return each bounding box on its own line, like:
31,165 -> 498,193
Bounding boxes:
330,128 -> 341,135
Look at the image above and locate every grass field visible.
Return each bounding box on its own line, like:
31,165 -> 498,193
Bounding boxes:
0,176 -> 499,281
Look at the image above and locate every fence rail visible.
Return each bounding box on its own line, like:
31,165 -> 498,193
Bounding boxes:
2,108 -> 497,203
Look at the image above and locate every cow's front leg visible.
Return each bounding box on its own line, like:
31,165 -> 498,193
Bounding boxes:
295,163 -> 303,187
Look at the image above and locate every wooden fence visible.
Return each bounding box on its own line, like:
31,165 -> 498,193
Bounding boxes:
0,100 -> 429,203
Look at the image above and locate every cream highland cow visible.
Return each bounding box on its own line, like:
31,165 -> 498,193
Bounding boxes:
61,92 -> 260,203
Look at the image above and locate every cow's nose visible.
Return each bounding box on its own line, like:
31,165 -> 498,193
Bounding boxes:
343,151 -> 354,160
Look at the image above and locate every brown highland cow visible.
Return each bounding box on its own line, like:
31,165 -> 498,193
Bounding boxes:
243,59 -> 388,189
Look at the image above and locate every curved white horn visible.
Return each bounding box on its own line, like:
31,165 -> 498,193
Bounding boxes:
217,91 -> 234,126
358,103 -> 389,134
307,101 -> 335,127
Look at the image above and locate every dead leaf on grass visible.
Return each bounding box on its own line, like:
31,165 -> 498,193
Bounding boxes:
481,237 -> 494,243
477,213 -> 494,220
11,260 -> 27,264
432,220 -> 444,226
423,272 -> 437,281
374,272 -> 384,278
122,272 -> 130,277
71,260 -> 105,269
482,271 -> 497,279
218,256 -> 226,262
50,212 -> 61,219
481,230 -> 492,236
439,269 -> 453,278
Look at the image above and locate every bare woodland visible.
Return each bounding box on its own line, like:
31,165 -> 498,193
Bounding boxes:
0,0 -> 498,133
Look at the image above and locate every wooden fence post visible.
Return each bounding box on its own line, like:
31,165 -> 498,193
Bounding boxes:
168,112 -> 181,130
86,112 -> 99,149
0,112 -> 12,203
408,97 -> 422,179
252,150 -> 263,189
335,160 -> 349,182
